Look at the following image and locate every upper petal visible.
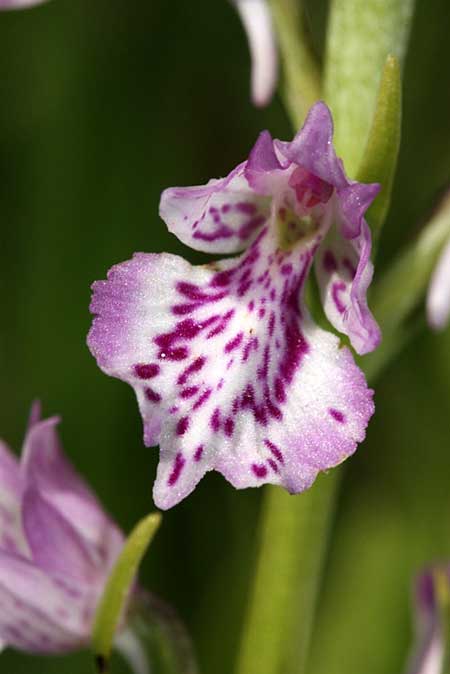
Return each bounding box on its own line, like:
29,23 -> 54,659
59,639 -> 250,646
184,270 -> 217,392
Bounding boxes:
0,550 -> 91,653
89,226 -> 374,509
275,102 -> 349,190
426,238 -> 450,331
232,0 -> 278,107
315,216 -> 381,355
244,129 -> 290,196
21,417 -> 123,572
159,162 -> 270,254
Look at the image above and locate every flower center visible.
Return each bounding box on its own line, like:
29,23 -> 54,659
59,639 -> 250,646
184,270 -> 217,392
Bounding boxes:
277,166 -> 333,251
277,208 -> 318,250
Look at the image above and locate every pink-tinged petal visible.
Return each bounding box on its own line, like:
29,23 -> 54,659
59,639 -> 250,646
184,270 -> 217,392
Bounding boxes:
21,417 -> 123,571
315,217 -> 381,355
89,225 -> 374,509
159,162 -> 269,254
406,568 -> 448,674
0,550 -> 91,653
338,181 -> 381,238
22,487 -> 97,584
275,102 -> 349,190
0,441 -> 28,555
232,0 -> 278,107
427,238 -> 450,331
244,130 -> 290,196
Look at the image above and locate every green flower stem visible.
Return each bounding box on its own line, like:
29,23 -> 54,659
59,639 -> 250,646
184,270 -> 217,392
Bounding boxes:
268,0 -> 321,128
235,4 -> 423,673
234,474 -> 340,674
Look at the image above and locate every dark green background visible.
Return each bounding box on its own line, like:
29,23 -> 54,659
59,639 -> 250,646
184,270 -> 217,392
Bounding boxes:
1,1 -> 450,673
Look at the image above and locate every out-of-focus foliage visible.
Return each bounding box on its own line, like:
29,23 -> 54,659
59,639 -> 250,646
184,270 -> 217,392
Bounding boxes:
0,1 -> 449,673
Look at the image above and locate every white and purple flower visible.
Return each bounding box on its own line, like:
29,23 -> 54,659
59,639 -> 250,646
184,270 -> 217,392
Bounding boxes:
88,102 -> 381,510
0,403 -> 123,654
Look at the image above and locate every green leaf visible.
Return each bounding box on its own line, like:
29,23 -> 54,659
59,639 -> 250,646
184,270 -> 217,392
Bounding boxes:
356,54 -> 402,250
324,0 -> 414,175
92,512 -> 162,672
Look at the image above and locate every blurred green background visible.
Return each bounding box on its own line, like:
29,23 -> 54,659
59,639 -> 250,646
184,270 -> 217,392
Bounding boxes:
1,1 -> 450,673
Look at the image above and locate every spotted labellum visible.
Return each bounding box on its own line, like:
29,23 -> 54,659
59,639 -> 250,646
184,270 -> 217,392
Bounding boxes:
88,102 -> 381,510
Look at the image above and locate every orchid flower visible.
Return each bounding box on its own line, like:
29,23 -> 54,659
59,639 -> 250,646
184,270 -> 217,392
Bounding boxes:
427,239 -> 450,332
232,0 -> 278,107
88,102 -> 381,510
406,566 -> 450,674
0,0 -> 48,9
0,402 -> 124,654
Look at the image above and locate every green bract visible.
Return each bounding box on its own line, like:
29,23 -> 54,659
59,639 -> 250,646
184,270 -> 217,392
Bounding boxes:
92,512 -> 162,672
356,55 -> 402,252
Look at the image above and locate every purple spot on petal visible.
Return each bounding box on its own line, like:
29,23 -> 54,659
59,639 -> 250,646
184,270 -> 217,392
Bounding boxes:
329,408 -> 346,423
178,356 -> 206,385
134,363 -> 159,379
211,269 -> 234,287
176,417 -> 190,436
180,386 -> 199,399
252,463 -> 268,478
225,332 -> 244,353
236,202 -> 257,215
145,387 -> 161,403
269,312 -> 276,336
210,408 -> 221,432
264,439 -> 284,464
168,453 -> 185,486
268,459 -> 279,473
193,388 -> 212,410
172,303 -> 200,315
163,347 -> 189,361
194,445 -> 204,462
224,417 -> 234,437
332,281 -> 347,314
274,377 -> 286,403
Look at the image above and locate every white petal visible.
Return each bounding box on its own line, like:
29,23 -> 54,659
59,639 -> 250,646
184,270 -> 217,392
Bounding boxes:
427,238 -> 450,331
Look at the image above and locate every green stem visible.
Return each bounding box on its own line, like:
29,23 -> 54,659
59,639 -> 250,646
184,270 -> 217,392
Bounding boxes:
235,475 -> 340,674
268,0 -> 321,128
234,3 -> 425,673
